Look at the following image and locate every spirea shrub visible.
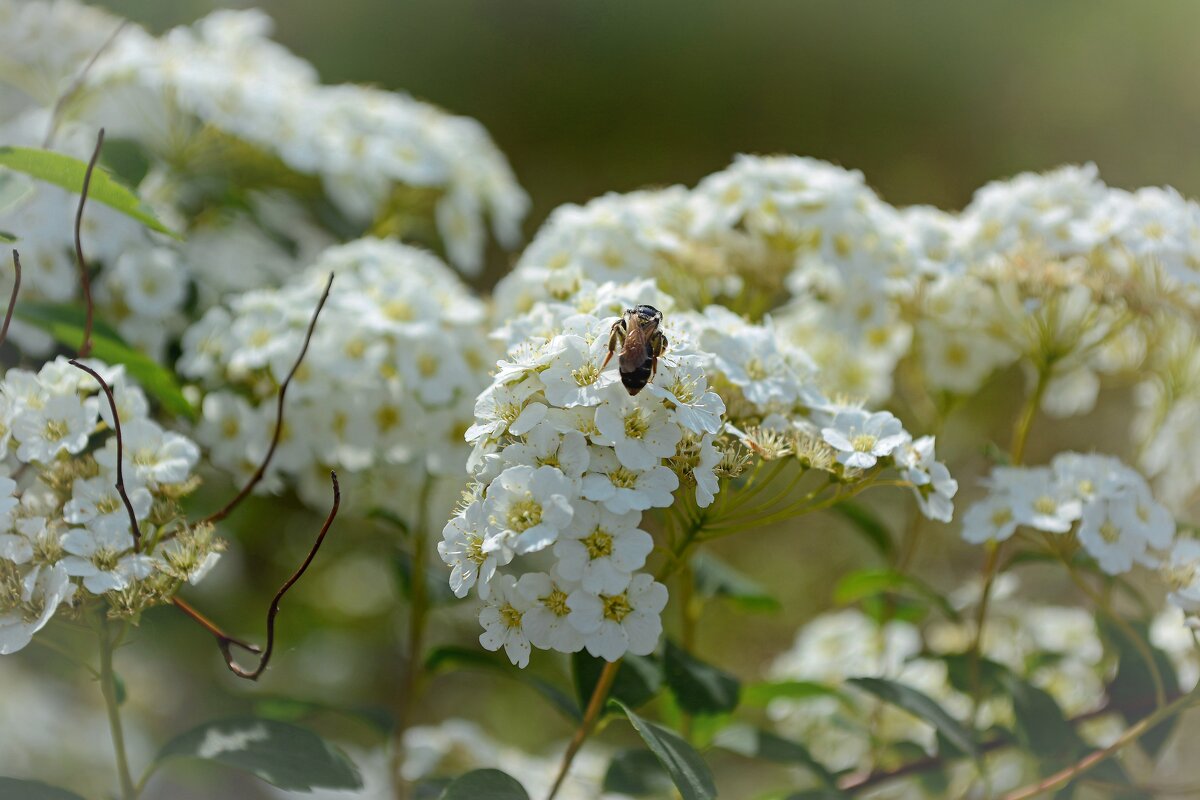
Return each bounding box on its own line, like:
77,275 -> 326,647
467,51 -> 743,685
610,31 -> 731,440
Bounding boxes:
7,4 -> 1200,800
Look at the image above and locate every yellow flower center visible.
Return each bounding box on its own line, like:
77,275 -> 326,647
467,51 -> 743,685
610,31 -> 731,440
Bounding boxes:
572,363 -> 600,387
1033,496 -> 1058,516
609,466 -> 639,489
601,592 -> 633,622
500,603 -> 523,629
851,433 -> 877,453
43,419 -> 70,442
507,497 -> 543,532
542,587 -> 571,617
744,358 -> 768,381
584,527 -> 614,560
1099,521 -> 1121,544
624,408 -> 650,440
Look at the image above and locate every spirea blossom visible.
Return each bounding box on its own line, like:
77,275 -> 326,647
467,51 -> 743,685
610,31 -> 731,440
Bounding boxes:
961,452 -> 1175,575
0,358 -> 219,655
179,238 -> 492,514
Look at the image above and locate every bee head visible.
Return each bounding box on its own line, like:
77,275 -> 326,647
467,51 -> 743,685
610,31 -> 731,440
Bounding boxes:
631,304 -> 662,327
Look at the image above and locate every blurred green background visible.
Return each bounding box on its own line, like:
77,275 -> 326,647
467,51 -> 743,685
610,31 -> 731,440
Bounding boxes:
94,0 -> 1200,237
11,2 -> 1200,796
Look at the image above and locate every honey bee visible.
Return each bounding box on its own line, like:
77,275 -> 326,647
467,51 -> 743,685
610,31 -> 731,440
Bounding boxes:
601,304 -> 668,396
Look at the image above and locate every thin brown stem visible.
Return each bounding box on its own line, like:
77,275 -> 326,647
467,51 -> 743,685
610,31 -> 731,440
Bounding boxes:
545,659 -> 621,800
0,249 -> 21,349
201,273 -> 334,525
74,128 -> 104,359
170,596 -> 262,659
44,22 -> 128,148
69,359 -> 141,551
188,471 -> 341,680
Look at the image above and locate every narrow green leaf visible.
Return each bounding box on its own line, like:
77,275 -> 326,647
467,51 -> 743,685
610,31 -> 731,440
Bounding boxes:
1100,617 -> 1181,759
426,645 -> 581,722
252,695 -> 393,733
663,640 -> 740,716
439,769 -> 529,800
611,700 -> 717,800
713,725 -> 844,793
742,680 -> 852,708
848,677 -> 978,760
0,146 -> 178,237
14,305 -> 196,421
934,653 -> 1010,700
0,231 -> 16,243
0,778 -> 86,800
833,569 -> 959,622
691,552 -> 780,612
831,501 -> 893,558
155,718 -> 361,791
603,749 -> 674,796
573,651 -> 661,711
996,670 -> 1081,764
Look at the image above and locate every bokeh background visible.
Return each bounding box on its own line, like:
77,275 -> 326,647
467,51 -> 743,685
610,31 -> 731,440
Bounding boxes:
6,2 -> 1200,797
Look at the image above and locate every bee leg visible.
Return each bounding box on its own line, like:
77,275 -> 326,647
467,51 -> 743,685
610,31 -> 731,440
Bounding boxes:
601,318 -> 626,370
647,332 -> 667,384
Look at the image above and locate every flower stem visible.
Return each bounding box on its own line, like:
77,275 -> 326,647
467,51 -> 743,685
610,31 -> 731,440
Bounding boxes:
545,659 -> 621,800
392,475 -> 435,800
96,612 -> 136,800
1001,688 -> 1198,800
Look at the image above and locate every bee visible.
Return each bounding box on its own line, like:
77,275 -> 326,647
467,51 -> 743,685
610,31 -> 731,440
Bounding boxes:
601,304 -> 668,396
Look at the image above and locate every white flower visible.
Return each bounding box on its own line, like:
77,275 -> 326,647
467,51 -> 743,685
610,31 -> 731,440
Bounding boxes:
593,387 -> 682,471
466,382 -> 547,445
1077,493 -> 1155,575
60,527 -> 152,594
438,500 -> 509,600
63,476 -> 152,536
502,422 -> 590,484
821,409 -> 908,470
895,436 -> 957,523
567,573 -> 668,661
12,393 -> 96,463
96,418 -> 200,486
540,334 -> 618,408
478,574 -> 535,668
1163,539 -> 1200,618
554,501 -> 652,594
515,571 -> 585,653
581,449 -> 678,514
691,434 -> 722,508
482,465 -> 575,555
961,494 -> 1018,544
0,563 -> 76,655
1002,467 -> 1081,533
645,358 -> 725,435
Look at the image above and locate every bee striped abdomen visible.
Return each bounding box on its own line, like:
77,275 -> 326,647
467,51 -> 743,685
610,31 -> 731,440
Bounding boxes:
621,358 -> 654,395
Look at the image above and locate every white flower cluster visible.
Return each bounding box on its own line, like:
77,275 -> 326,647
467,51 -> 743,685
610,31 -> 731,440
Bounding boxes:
179,238 -> 491,513
0,358 -> 217,655
768,581 -> 1110,787
82,7 -> 528,274
445,281 -> 957,667
962,452 -> 1176,578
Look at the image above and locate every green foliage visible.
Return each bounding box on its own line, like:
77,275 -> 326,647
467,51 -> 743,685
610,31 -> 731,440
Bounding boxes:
14,303 -> 197,421
713,725 -> 844,795
573,651 -> 661,711
833,568 -> 959,622
0,146 -> 178,237
830,500 -> 893,558
611,700 -> 717,800
154,718 -> 361,791
663,639 -> 740,716
0,778 -> 86,800
438,769 -> 529,800
603,749 -> 674,796
1100,617 -> 1181,759
741,680 -> 852,708
425,645 -> 581,721
848,677 -> 978,760
691,552 -> 781,613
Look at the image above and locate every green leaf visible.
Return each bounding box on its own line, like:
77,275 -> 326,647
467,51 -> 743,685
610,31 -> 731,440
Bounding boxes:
252,695 -> 393,733
1100,617 -> 1181,759
573,651 -> 661,711
611,700 -> 717,800
833,568 -> 959,622
0,146 -> 178,237
935,653 -> 1011,700
0,778 -> 86,800
691,552 -> 780,612
0,231 -> 15,243
713,725 -> 843,793
155,718 -> 361,791
14,304 -> 196,421
848,677 -> 978,760
0,171 -> 32,214
742,680 -> 852,708
663,639 -> 740,716
426,646 -> 581,722
439,769 -> 529,800
995,670 -> 1081,764
603,749 -> 674,796
831,501 -> 893,558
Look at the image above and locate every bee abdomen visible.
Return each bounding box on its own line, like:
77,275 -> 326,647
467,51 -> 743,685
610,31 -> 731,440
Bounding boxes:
621,360 -> 653,395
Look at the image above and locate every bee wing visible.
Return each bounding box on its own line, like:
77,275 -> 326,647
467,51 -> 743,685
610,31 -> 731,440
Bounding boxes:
619,322 -> 649,372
